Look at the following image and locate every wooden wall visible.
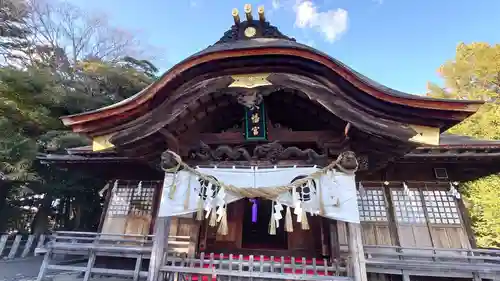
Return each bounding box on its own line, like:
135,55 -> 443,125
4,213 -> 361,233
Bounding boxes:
338,182 -> 470,251
98,176 -> 473,257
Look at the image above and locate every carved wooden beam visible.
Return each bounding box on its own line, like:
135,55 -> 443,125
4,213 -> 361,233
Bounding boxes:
158,128 -> 180,153
110,76 -> 234,147
195,130 -> 345,145
266,73 -> 420,143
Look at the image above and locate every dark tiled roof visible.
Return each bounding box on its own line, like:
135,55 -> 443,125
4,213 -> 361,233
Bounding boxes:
436,133 -> 500,148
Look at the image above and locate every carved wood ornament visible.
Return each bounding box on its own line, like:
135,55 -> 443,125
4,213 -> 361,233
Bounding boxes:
187,141 -> 369,170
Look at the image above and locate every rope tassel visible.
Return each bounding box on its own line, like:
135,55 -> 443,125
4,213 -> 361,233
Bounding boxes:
285,206 -> 293,232
168,176 -> 177,199
209,206 -> 217,227
196,196 -> 204,221
300,208 -> 310,230
269,214 -> 277,235
183,175 -> 192,211
217,208 -> 228,235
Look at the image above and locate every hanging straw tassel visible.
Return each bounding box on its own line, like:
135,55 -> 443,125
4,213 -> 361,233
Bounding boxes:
196,196 -> 204,221
300,208 -> 310,230
317,178 -> 325,216
285,206 -> 294,232
168,173 -> 178,199
268,213 -> 277,235
217,208 -> 228,235
183,175 -> 191,211
209,206 -> 217,227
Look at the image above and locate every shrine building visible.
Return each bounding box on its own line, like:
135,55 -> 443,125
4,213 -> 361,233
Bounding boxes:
37,5 -> 500,281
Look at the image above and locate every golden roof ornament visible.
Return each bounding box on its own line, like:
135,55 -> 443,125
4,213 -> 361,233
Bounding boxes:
218,4 -> 295,43
244,4 -> 253,21
258,6 -> 265,22
232,8 -> 240,25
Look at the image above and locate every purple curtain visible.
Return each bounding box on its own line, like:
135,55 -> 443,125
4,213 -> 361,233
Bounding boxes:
249,198 -> 258,223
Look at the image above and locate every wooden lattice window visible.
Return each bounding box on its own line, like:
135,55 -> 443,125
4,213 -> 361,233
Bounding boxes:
357,188 -> 388,222
422,190 -> 461,225
107,181 -> 156,216
391,189 -> 426,223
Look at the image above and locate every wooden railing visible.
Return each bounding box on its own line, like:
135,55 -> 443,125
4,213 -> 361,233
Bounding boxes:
35,231 -> 351,281
364,245 -> 500,279
0,234 -> 47,260
31,231 -> 500,281
35,231 -> 191,281
161,253 -> 350,281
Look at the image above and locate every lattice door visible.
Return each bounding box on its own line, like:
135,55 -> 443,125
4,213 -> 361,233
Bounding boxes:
101,181 -> 158,235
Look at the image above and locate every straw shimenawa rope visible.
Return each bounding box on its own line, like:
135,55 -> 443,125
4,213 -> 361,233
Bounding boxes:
161,150 -> 356,202
162,150 -> 357,235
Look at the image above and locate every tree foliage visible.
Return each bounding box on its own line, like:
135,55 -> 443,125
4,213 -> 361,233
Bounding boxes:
428,42 -> 500,248
0,0 -> 31,63
0,0 -> 158,233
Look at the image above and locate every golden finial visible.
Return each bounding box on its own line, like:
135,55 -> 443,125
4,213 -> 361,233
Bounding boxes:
244,4 -> 253,21
258,6 -> 265,22
232,8 -> 240,25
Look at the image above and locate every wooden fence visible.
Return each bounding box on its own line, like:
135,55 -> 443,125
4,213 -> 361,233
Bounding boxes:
36,231 -> 191,281
35,231 -> 351,281
0,234 -> 47,260
161,253 -> 350,281
364,245 -> 500,280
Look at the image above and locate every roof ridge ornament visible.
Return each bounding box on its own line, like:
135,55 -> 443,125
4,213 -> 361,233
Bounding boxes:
217,4 -> 295,44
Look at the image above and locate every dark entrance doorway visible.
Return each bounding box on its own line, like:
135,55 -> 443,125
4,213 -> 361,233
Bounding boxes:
241,198 -> 288,249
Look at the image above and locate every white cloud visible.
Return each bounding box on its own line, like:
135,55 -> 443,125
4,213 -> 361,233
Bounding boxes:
189,0 -> 199,7
272,0 -> 281,9
294,0 -> 348,43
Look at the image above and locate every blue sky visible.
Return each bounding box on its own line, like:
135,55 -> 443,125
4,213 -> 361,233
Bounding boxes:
68,0 -> 500,95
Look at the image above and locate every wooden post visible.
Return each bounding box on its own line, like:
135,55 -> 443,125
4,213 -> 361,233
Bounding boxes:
36,248 -> 52,281
98,184 -> 113,233
83,250 -> 97,281
133,254 -> 143,281
328,220 -> 340,259
147,216 -> 171,281
456,194 -> 477,248
347,223 -> 368,281
319,218 -> 331,257
0,234 -> 8,256
8,235 -> 22,259
34,234 -> 46,255
402,271 -> 411,281
21,235 -> 36,258
383,185 -> 401,246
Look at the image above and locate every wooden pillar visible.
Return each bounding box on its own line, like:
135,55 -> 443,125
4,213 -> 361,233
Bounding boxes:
383,185 -> 401,246
328,220 -> 340,259
147,216 -> 171,281
456,189 -> 477,248
347,222 -> 368,281
97,184 -> 112,232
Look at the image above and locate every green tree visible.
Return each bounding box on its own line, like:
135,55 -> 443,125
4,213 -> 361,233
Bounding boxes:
0,0 -> 160,233
428,42 -> 500,248
0,0 -> 30,64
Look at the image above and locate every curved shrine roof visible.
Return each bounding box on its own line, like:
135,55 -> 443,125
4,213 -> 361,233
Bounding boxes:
59,5 -> 483,144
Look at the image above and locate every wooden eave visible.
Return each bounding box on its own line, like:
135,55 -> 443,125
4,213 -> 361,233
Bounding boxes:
44,135 -> 500,164
60,39 -> 483,137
